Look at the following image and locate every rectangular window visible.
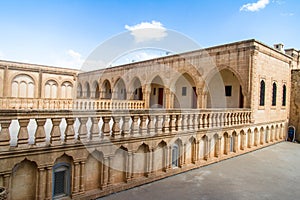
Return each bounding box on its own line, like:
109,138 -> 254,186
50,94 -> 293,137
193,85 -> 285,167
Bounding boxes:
225,86 -> 232,96
182,87 -> 187,96
153,88 -> 156,95
54,171 -> 66,196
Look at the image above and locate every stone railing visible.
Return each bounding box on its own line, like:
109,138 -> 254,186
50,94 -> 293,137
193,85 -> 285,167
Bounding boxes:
0,109 -> 252,150
0,98 -> 145,110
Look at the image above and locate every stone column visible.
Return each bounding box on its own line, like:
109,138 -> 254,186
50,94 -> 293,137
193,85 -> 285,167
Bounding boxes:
215,137 -> 221,158
126,152 -> 133,182
101,157 -> 109,189
37,167 -> 46,200
80,161 -> 85,192
107,156 -> 113,185
142,85 -> 151,109
45,166 -> 52,200
73,161 -> 80,193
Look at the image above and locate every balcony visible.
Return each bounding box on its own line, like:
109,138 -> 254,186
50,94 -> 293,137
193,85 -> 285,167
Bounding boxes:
0,108 -> 252,150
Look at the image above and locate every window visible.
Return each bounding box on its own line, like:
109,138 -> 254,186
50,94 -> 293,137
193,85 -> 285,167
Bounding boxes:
225,86 -> 232,96
172,144 -> 179,167
182,87 -> 187,96
272,82 -> 277,106
259,80 -> 265,106
53,163 -> 70,198
153,88 -> 156,95
282,84 -> 286,106
230,136 -> 234,152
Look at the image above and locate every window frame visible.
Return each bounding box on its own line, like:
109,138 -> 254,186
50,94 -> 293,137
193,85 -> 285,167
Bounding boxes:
52,163 -> 71,199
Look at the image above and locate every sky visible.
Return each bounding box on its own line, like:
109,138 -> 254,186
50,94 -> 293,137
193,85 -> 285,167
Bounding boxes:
0,0 -> 299,69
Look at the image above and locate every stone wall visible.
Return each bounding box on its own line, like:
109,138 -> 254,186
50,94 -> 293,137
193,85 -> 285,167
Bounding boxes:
289,69 -> 300,141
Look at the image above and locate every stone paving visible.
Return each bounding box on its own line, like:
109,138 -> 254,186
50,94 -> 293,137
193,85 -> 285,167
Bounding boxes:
98,142 -> 300,200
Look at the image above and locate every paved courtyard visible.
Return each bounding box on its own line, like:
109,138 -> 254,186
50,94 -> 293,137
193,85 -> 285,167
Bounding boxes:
99,142 -> 300,200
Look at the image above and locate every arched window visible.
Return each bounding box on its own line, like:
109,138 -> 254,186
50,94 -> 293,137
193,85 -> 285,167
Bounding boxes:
11,74 -> 35,98
172,144 -> 179,168
61,81 -> 73,99
53,163 -> 71,198
282,84 -> 286,106
77,83 -> 83,98
44,80 -> 58,98
272,82 -> 277,106
259,80 -> 265,106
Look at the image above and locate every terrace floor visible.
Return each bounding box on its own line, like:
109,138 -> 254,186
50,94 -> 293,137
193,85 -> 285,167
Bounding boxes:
98,142 -> 300,200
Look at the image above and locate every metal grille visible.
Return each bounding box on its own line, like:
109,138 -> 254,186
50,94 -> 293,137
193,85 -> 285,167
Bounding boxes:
54,171 -> 65,195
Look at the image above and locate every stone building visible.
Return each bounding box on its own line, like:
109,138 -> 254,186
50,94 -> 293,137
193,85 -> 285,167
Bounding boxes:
0,39 -> 299,199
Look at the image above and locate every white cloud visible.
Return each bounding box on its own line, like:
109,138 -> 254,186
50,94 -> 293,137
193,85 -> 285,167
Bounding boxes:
54,49 -> 84,69
125,21 -> 167,43
240,0 -> 270,12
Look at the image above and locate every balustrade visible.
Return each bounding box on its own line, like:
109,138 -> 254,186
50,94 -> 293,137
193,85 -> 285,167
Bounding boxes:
0,109 -> 252,150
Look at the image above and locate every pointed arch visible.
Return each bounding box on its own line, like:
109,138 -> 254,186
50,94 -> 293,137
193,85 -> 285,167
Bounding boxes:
114,78 -> 127,100
130,77 -> 143,100
77,83 -> 83,98
173,72 -> 197,109
11,159 -> 38,200
101,79 -> 112,99
154,140 -> 167,173
92,81 -> 100,99
11,74 -> 35,98
85,150 -> 104,190
150,75 -> 165,108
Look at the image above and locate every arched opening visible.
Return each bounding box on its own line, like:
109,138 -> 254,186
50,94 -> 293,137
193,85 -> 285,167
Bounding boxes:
272,82 -> 277,106
134,144 -> 150,177
200,135 -> 208,160
114,78 -> 126,100
247,129 -> 252,148
61,81 -> 73,99
154,141 -> 167,173
11,74 -> 35,98
77,83 -> 83,98
240,130 -> 246,150
112,146 -> 127,184
260,80 -> 265,106
84,82 -> 91,99
44,80 -> 58,98
186,137 -> 197,164
173,73 -> 197,109
206,69 -> 244,108
213,134 -> 219,157
11,159 -> 37,200
131,77 -> 143,100
53,154 -> 73,199
172,143 -> 179,168
92,81 -> 100,99
85,151 -> 103,190
282,84 -> 287,106
223,132 -> 230,154
101,80 -> 112,99
254,128 -> 259,146
260,127 -> 265,145
150,76 -> 165,108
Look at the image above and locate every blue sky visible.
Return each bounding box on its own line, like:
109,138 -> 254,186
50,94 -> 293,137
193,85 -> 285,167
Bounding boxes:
0,0 -> 299,69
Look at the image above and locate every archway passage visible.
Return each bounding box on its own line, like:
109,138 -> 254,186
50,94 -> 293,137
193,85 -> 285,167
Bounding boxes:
150,76 -> 165,108
207,69 -> 244,108
114,78 -> 126,100
174,73 -> 197,109
131,77 -> 143,100
92,81 -> 100,99
101,80 -> 112,99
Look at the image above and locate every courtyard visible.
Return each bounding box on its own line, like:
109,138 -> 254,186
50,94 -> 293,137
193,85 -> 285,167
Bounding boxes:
99,142 -> 300,200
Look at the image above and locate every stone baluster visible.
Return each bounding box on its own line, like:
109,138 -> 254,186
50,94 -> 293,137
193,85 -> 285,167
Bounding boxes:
207,114 -> 212,128
175,114 -> 182,131
78,117 -> 88,141
139,115 -> 148,135
131,115 -> 139,136
0,119 -> 11,147
50,118 -> 62,145
112,116 -> 121,138
90,117 -> 100,140
219,113 -> 224,128
193,114 -> 199,130
121,116 -> 130,137
17,119 -> 30,146
169,114 -> 176,132
35,118 -> 47,145
101,116 -> 111,137
188,114 -> 194,130
199,114 -> 203,129
155,115 -> 163,133
64,118 -> 76,143
162,114 -> 170,133
147,115 -> 155,135
181,114 -> 187,130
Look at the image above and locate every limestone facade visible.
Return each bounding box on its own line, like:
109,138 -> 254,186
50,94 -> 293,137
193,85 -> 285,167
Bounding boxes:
0,39 -> 299,199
